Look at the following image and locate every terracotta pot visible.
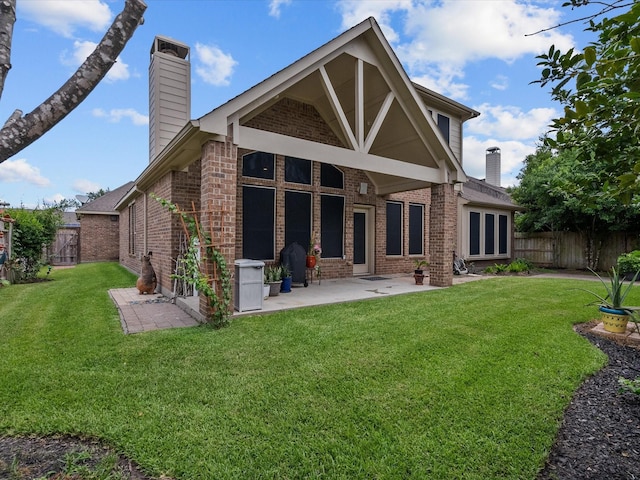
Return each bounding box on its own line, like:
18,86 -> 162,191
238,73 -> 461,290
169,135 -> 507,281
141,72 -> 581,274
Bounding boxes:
306,255 -> 316,268
414,273 -> 425,285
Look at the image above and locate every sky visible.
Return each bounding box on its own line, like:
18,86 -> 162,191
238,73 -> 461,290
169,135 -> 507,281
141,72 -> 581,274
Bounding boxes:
0,0 -> 606,209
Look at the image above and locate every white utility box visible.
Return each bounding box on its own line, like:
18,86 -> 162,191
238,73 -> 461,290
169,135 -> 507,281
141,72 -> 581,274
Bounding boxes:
234,259 -> 265,312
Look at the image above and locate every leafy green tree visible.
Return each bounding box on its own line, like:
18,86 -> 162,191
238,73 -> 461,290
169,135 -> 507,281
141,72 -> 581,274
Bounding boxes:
511,144 -> 640,268
534,0 -> 640,201
7,207 -> 62,281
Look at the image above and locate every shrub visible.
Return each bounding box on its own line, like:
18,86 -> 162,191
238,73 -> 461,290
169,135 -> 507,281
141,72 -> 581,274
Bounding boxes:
617,250 -> 640,276
507,258 -> 533,273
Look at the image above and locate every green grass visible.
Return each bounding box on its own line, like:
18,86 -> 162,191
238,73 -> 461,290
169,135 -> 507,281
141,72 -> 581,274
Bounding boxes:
0,262 -> 620,479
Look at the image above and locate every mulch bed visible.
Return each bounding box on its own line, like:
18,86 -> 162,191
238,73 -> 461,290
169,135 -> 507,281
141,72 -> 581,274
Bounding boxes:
1,323 -> 638,480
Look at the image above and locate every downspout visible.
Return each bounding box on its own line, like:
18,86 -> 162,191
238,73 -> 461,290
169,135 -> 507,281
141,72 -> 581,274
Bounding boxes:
132,186 -> 147,258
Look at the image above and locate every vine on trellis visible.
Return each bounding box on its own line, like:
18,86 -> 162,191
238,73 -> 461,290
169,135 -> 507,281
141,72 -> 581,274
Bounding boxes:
152,194 -> 232,329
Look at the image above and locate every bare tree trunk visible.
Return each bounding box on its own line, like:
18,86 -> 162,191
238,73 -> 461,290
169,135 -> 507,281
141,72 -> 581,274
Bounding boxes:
0,0 -> 147,162
0,0 -> 16,100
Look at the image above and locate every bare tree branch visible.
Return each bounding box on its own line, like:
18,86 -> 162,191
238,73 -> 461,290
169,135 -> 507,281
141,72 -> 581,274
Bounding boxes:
0,0 -> 16,100
0,0 -> 147,162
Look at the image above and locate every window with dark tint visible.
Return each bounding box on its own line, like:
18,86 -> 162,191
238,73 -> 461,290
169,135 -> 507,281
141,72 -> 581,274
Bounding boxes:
242,186 -> 275,259
320,164 -> 344,189
285,191 -> 311,249
469,212 -> 480,256
485,213 -> 495,255
499,214 -> 508,255
320,195 -> 344,258
353,212 -> 366,265
386,201 -> 403,256
437,114 -> 450,144
408,203 -> 424,255
285,156 -> 312,184
242,151 -> 274,180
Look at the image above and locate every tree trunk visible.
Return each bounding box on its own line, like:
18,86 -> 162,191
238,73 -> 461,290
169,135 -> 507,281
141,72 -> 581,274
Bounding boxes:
0,0 -> 16,101
0,0 -> 147,162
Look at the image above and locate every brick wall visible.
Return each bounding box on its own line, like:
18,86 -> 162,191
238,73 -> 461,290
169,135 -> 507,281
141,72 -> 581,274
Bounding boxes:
79,214 -> 119,262
429,183 -> 456,286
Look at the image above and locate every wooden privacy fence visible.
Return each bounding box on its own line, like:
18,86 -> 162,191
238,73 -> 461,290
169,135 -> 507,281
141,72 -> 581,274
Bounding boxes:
514,231 -> 640,270
44,227 -> 79,265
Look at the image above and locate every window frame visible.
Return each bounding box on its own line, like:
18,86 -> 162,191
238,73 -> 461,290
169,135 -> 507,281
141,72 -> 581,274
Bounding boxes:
242,185 -> 276,260
386,200 -> 403,256
320,194 -> 345,259
408,203 -> 425,256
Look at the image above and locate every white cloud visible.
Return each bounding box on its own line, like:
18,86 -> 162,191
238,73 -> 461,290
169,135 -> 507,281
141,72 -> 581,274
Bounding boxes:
269,0 -> 292,18
466,103 -> 557,141
92,108 -> 148,126
19,0 -> 112,38
194,43 -> 237,86
337,0 -> 412,43
490,75 -> 509,91
337,1 -> 576,99
73,179 -> 101,194
0,158 -> 50,186
61,41 -> 130,82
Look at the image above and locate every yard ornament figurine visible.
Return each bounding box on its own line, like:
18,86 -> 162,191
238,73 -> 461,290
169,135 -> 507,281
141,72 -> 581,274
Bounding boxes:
136,252 -> 157,295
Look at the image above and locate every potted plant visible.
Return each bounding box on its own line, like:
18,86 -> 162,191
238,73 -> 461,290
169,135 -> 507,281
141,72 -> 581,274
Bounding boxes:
280,264 -> 292,293
580,267 -> 639,333
265,265 -> 283,296
617,250 -> 640,281
413,259 -> 429,285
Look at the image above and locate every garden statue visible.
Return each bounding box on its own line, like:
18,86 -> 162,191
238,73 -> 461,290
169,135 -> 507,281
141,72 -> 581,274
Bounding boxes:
136,252 -> 157,295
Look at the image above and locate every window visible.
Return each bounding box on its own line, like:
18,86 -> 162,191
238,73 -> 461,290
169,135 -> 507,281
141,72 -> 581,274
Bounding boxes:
485,214 -> 495,255
320,164 -> 344,189
437,114 -> 450,144
469,212 -> 480,256
285,156 -> 312,184
469,210 -> 510,258
242,186 -> 275,259
285,191 -> 311,249
386,201 -> 403,256
320,195 -> 344,258
499,215 -> 508,254
408,203 -> 424,255
128,203 -> 136,255
242,151 -> 274,180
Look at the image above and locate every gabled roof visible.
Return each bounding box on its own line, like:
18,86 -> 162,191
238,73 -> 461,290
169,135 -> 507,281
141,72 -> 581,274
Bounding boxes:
119,17 -> 478,207
77,181 -> 134,215
459,177 -> 521,211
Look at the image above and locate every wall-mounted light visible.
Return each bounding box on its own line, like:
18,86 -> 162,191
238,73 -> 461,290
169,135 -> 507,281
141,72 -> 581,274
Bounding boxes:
359,182 -> 368,195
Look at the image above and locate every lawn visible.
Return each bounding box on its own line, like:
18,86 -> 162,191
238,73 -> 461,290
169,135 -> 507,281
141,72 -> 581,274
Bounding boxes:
0,262 -> 620,479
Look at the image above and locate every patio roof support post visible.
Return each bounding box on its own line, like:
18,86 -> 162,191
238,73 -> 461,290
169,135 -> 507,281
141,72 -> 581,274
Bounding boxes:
199,136 -> 238,318
429,183 -> 456,287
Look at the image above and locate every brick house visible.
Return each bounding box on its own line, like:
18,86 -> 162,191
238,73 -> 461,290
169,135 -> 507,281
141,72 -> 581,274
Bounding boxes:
76,182 -> 133,262
115,17 -> 479,319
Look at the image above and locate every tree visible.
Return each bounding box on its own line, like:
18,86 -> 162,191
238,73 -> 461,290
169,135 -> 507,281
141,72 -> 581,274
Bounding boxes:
533,0 -> 640,201
0,0 -> 147,162
511,143 -> 640,268
7,207 -> 62,281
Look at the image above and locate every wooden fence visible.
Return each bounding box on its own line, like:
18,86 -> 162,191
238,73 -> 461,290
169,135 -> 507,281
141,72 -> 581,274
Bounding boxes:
514,231 -> 640,270
45,227 -> 79,265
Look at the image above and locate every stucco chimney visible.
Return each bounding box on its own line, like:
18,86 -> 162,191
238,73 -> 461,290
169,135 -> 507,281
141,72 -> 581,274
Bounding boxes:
485,147 -> 501,187
149,36 -> 190,162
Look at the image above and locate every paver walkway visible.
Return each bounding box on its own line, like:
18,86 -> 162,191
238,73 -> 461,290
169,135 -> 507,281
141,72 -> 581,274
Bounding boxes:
109,288 -> 200,334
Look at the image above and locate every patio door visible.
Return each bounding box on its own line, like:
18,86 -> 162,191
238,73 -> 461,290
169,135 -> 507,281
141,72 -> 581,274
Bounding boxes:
353,206 -> 373,275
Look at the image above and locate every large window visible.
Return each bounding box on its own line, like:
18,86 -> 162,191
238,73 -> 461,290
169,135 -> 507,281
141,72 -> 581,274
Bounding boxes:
242,186 -> 275,259
437,114 -> 450,144
469,212 -> 480,256
386,201 -> 403,256
408,203 -> 424,255
320,164 -> 344,189
128,203 -> 136,255
320,195 -> 344,258
285,156 -> 312,184
242,151 -> 274,180
485,213 -> 495,255
285,191 -> 311,249
469,210 -> 510,258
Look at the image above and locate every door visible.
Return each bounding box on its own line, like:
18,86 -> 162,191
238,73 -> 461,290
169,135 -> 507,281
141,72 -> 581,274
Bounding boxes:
353,207 -> 372,275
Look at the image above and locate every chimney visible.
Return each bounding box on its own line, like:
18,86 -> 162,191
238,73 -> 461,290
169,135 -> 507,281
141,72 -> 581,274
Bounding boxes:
485,147 -> 501,187
149,36 -> 191,162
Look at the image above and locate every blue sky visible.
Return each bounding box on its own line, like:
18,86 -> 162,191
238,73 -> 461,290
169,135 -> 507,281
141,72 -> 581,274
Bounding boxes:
0,0 -> 604,208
